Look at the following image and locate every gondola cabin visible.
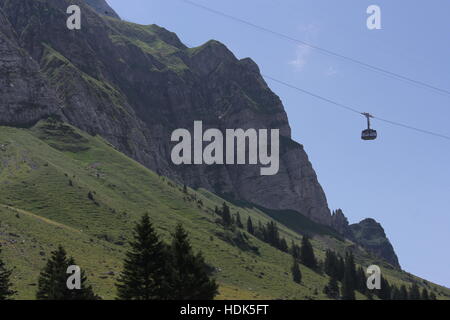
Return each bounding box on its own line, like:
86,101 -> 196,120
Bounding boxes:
361,129 -> 377,140
361,112 -> 377,141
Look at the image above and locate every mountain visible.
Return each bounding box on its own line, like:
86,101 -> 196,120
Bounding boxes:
0,0 -> 331,226
0,0 -> 448,299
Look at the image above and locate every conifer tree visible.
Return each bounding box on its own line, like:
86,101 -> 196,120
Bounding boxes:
323,276 -> 340,299
391,286 -> 401,300
377,275 -> 392,300
291,241 -> 301,260
356,266 -> 367,294
300,235 -> 317,269
235,213 -> 244,229
344,252 -> 357,290
400,285 -> 409,300
279,238 -> 288,253
324,250 -> 335,277
0,245 -> 15,300
337,256 -> 345,281
421,288 -> 429,300
340,252 -> 357,300
265,221 -> 280,248
341,266 -> 355,300
168,224 -> 218,300
256,221 -> 265,240
246,216 -> 254,235
291,259 -> 302,284
221,202 -> 232,227
116,214 -> 171,300
409,283 -> 421,300
36,245 -> 98,300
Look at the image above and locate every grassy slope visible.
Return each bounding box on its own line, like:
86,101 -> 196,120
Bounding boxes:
0,121 -> 448,300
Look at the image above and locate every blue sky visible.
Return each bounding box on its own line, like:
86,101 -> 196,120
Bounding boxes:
107,0 -> 450,287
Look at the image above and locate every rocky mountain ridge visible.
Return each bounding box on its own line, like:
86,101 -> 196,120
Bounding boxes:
0,0 -> 332,226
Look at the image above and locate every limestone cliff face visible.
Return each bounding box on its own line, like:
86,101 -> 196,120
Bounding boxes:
0,0 -> 332,225
0,8 -> 60,126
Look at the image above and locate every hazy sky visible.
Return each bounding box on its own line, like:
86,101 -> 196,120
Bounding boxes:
107,0 -> 450,287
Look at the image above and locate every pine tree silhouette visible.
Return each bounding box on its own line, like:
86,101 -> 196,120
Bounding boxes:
340,252 -> 356,300
168,224 -> 218,299
221,202 -> 232,227
421,288 -> 429,300
400,285 -> 409,300
323,276 -> 340,299
36,245 -> 98,300
300,235 -> 317,269
116,214 -> 171,300
235,213 -> 244,229
409,283 -> 421,300
246,216 -> 254,235
291,258 -> 302,284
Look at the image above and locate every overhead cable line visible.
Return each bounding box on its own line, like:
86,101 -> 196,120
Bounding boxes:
263,74 -> 450,141
180,0 -> 450,98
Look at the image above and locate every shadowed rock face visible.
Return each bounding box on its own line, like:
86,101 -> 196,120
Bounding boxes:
0,0 -> 332,225
85,0 -> 120,19
331,209 -> 352,238
0,9 -> 60,126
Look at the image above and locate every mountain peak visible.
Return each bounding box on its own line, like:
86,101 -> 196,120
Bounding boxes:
350,218 -> 401,268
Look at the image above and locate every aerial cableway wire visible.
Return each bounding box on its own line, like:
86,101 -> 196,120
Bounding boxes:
263,75 -> 450,141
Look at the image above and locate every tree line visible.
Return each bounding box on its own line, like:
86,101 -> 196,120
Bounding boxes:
214,202 -> 439,300
0,214 -> 217,300
322,249 -> 437,300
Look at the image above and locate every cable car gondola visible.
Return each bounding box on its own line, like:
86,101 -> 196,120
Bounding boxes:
361,112 -> 377,140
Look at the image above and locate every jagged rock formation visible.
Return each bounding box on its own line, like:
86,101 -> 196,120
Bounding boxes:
0,0 -> 332,225
349,218 -> 400,269
331,209 -> 352,238
331,208 -> 400,268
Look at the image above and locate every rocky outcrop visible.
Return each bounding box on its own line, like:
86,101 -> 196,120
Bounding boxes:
0,0 -> 332,225
350,218 -> 401,268
331,209 -> 400,268
331,209 -> 352,238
